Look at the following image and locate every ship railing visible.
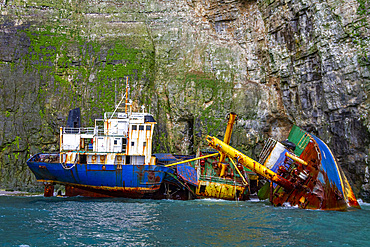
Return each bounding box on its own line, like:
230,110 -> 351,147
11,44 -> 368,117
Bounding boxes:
104,112 -> 128,119
199,174 -> 245,187
62,127 -> 104,136
258,138 -> 277,165
62,127 -> 81,134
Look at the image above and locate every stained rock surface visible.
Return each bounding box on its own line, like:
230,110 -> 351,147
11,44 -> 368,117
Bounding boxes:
0,0 -> 369,201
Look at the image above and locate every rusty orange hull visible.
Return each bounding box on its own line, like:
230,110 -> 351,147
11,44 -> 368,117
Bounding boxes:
207,125 -> 361,210
64,184 -> 159,198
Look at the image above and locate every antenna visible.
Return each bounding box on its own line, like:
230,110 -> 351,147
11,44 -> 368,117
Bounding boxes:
114,78 -> 117,108
129,99 -> 133,115
125,76 -> 129,113
109,76 -> 129,120
110,93 -> 126,120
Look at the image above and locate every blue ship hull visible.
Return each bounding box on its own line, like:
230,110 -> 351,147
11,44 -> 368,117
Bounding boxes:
27,153 -> 197,199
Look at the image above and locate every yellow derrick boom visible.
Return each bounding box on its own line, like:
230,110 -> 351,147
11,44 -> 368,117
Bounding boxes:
206,136 -> 294,191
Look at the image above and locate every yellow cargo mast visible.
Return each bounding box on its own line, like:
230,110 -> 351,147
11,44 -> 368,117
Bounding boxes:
206,136 -> 294,191
218,113 -> 237,177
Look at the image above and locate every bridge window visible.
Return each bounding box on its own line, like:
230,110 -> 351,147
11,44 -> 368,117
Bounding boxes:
122,138 -> 127,151
139,125 -> 144,130
132,125 -> 137,130
146,125 -> 151,131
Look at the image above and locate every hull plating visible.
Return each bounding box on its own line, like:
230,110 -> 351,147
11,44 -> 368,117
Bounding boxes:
196,180 -> 247,200
27,160 -> 165,194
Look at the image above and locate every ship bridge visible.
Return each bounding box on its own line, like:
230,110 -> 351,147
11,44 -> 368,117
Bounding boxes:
59,110 -> 156,165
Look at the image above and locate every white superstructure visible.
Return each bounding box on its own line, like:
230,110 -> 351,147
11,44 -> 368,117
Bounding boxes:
59,110 -> 156,166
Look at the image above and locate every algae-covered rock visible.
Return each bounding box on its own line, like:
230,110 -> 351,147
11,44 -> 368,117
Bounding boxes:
0,0 -> 369,201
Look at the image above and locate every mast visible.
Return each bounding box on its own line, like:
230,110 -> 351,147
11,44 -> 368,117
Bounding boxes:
109,76 -> 129,120
125,76 -> 129,113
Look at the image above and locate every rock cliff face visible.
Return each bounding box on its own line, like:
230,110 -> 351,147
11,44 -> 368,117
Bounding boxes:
0,0 -> 369,200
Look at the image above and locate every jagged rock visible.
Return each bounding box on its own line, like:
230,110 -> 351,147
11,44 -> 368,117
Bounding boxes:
0,0 -> 369,201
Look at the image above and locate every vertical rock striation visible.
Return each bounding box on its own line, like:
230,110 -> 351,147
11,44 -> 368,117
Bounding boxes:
257,0 -> 370,199
0,0 -> 369,200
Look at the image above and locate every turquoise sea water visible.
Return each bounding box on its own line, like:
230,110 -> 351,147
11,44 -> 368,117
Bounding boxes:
0,196 -> 369,247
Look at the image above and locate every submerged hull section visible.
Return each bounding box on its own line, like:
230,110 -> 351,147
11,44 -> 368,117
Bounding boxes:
287,126 -> 360,209
207,125 -> 361,210
196,180 -> 247,200
155,153 -> 253,201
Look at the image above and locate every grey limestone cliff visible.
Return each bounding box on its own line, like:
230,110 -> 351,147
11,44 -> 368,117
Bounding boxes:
0,0 -> 369,201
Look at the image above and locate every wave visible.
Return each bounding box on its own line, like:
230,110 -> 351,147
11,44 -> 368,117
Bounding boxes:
357,199 -> 370,206
197,198 -> 229,202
